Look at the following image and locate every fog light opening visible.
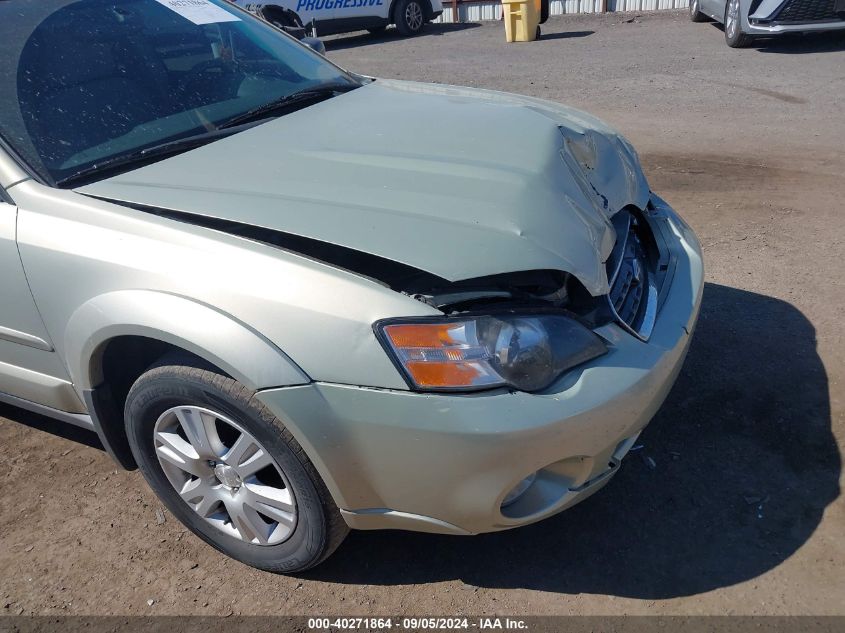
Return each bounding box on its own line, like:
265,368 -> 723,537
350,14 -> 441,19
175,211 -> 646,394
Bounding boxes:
501,472 -> 538,508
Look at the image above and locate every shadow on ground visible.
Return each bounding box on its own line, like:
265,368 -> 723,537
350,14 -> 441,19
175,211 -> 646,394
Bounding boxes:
0,403 -> 103,450
755,29 -> 845,54
538,29 -> 594,41
306,283 -> 839,598
0,284 -> 838,598
324,22 -> 481,51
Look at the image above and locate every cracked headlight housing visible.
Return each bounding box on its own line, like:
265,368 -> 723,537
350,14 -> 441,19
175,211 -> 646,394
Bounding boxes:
375,314 -> 607,393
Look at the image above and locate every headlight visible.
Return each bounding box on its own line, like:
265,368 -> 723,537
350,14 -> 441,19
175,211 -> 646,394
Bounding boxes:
375,313 -> 607,393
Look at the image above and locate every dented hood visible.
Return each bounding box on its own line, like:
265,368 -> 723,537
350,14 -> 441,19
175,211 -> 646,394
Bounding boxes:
79,79 -> 650,295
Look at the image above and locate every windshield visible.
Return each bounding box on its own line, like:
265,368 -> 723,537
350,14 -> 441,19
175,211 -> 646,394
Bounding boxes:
0,0 -> 359,185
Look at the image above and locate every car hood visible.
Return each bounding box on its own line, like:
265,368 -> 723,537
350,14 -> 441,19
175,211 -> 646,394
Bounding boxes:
79,79 -> 650,295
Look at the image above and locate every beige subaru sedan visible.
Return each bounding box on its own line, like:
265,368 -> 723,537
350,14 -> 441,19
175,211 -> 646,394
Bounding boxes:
0,0 -> 703,572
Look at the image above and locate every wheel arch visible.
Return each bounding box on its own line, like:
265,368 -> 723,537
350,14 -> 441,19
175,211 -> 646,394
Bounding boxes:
66,290 -> 308,392
65,290 -> 310,469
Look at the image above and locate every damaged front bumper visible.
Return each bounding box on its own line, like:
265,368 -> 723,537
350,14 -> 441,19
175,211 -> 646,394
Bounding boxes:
256,195 -> 703,535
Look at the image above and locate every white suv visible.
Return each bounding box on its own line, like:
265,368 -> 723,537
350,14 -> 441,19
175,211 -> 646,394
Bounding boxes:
232,0 -> 443,36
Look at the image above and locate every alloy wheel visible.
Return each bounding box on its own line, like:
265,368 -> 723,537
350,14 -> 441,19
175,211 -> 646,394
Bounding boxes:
726,0 -> 739,39
405,1 -> 424,32
153,406 -> 297,546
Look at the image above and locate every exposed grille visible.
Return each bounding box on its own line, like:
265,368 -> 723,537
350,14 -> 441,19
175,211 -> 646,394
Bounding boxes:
606,210 -> 658,341
774,0 -> 843,23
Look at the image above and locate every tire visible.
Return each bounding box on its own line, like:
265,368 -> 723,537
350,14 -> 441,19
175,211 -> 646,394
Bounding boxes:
394,0 -> 426,35
724,0 -> 753,47
535,25 -> 541,40
689,0 -> 708,22
124,353 -> 348,573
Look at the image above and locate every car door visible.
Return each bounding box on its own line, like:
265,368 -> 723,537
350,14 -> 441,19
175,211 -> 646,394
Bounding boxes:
330,0 -> 388,30
0,180 -> 84,414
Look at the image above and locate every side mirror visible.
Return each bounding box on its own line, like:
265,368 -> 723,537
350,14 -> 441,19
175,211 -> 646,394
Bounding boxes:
301,36 -> 326,55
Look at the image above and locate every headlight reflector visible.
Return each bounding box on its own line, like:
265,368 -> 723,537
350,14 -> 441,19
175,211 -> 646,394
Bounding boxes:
377,314 -> 607,392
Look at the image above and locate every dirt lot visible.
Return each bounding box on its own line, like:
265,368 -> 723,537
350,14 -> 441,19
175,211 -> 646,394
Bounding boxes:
1,9 -> 844,617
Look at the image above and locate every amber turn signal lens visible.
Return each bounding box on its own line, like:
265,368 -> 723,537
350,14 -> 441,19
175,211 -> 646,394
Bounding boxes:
377,315 -> 607,393
381,321 -> 501,389
382,323 -> 460,348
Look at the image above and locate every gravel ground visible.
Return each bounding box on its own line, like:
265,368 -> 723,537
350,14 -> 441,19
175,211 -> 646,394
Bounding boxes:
1,9 -> 844,617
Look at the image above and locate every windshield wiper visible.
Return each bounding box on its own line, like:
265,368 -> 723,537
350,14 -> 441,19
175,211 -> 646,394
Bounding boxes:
218,82 -> 358,130
55,128 -> 240,188
55,83 -> 358,187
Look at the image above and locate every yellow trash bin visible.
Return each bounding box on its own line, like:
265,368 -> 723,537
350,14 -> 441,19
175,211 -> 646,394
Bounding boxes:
501,0 -> 540,42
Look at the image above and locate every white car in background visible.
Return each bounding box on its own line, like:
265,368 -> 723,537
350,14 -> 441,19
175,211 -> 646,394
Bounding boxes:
231,0 -> 443,36
690,0 -> 845,47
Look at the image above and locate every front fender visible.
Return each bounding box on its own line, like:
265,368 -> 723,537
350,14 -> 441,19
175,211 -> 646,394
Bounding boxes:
65,289 -> 310,392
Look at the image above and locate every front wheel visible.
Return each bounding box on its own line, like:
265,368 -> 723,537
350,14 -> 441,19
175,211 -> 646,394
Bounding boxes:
394,0 -> 426,35
124,353 -> 348,572
724,0 -> 753,47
